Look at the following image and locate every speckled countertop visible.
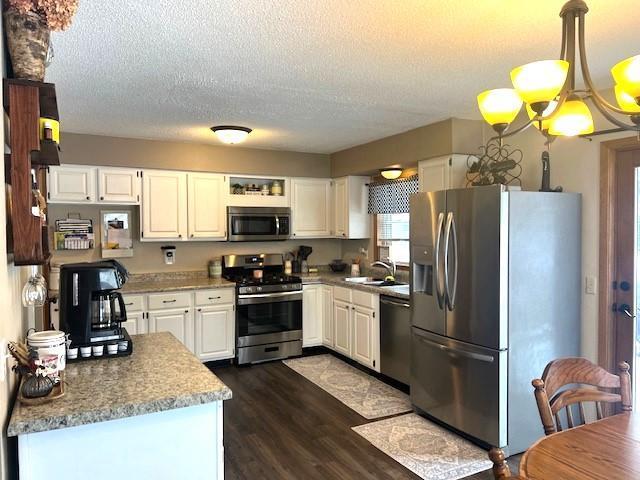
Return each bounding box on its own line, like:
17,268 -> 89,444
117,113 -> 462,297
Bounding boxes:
121,277 -> 235,294
7,332 -> 232,437
300,272 -> 410,300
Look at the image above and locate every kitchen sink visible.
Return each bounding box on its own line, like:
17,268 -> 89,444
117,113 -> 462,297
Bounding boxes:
344,277 -> 407,287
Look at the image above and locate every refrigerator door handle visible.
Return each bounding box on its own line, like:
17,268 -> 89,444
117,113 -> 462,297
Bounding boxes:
434,212 -> 445,309
443,212 -> 453,310
449,213 -> 458,310
414,330 -> 495,363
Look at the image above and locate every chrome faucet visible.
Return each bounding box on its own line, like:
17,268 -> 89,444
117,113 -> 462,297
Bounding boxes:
371,260 -> 396,279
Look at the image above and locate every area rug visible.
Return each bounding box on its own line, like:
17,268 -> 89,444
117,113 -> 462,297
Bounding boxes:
282,354 -> 412,419
352,413 -> 492,480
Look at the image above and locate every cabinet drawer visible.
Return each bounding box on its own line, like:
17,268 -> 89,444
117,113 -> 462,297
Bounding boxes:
333,286 -> 352,303
352,290 -> 378,309
122,294 -> 145,312
148,291 -> 192,310
195,289 -> 234,306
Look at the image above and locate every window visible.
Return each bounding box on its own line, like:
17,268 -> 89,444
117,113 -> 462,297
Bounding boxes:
377,213 -> 410,265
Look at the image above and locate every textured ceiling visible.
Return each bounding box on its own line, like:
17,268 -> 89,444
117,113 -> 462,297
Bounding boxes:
46,0 -> 638,154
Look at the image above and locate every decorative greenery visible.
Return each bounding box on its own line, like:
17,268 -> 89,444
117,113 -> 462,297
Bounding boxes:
6,0 -> 79,31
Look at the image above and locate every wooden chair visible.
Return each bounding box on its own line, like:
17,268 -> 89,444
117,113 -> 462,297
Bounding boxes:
488,448 -> 526,479
532,357 -> 631,435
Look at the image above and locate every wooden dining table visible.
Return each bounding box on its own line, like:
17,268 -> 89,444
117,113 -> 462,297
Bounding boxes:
519,412 -> 640,479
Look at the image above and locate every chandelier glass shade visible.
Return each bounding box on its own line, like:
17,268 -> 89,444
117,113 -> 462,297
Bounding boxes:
477,0 -> 640,140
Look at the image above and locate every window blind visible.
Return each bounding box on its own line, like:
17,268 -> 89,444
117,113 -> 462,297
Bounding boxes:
377,213 -> 409,247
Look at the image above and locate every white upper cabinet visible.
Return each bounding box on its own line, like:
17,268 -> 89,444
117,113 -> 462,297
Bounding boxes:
98,167 -> 141,204
332,176 -> 370,239
141,170 -> 188,241
47,165 -> 97,203
291,178 -> 332,238
187,173 -> 227,240
418,155 -> 469,193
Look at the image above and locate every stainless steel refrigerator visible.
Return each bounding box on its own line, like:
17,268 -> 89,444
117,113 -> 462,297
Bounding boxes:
409,185 -> 581,455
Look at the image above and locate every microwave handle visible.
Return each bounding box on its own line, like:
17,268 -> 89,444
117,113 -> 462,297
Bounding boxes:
275,215 -> 280,236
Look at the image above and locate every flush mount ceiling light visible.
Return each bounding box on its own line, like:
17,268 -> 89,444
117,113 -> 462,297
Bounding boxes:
210,126 -> 252,144
477,0 -> 640,140
380,167 -> 403,179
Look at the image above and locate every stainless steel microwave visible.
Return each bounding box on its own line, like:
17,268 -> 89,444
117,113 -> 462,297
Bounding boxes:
227,207 -> 291,242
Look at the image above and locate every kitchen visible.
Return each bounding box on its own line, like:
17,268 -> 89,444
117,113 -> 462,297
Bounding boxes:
1,2 -> 640,480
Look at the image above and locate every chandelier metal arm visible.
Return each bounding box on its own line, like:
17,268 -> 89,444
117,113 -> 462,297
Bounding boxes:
577,13 -> 637,117
586,94 -> 640,131
489,119 -> 534,143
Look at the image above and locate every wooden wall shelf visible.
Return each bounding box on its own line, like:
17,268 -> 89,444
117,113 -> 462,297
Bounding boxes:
3,79 -> 59,265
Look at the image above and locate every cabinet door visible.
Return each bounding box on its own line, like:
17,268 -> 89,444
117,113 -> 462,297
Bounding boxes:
333,178 -> 348,238
418,156 -> 450,193
291,179 -> 332,238
352,306 -> 375,368
47,165 -> 97,203
333,300 -> 351,356
121,311 -> 147,335
141,170 -> 188,240
321,285 -> 334,347
194,305 -> 235,361
302,285 -> 322,347
187,173 -> 227,240
148,308 -> 193,352
98,168 -> 141,204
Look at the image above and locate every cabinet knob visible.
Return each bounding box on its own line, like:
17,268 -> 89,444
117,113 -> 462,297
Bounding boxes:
185,310 -> 189,313
86,196 -> 90,200
100,196 -> 104,201
178,234 -> 182,238
197,308 -> 201,312
190,234 -> 194,238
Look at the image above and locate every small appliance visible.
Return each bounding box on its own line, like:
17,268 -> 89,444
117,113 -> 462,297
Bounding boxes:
223,254 -> 302,364
59,260 -> 133,356
227,207 -> 290,242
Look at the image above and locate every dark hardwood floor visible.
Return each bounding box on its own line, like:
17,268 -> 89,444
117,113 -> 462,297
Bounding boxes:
211,358 -> 520,480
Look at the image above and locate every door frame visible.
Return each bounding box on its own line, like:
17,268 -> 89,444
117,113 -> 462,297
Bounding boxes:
599,136 -> 640,372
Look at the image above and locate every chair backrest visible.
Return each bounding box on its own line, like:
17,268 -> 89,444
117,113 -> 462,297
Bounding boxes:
532,357 -> 631,435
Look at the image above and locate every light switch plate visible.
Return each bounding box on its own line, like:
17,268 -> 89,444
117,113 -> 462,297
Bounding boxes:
585,276 -> 597,295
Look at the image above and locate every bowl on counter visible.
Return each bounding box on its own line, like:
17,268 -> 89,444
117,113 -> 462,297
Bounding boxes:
329,260 -> 347,273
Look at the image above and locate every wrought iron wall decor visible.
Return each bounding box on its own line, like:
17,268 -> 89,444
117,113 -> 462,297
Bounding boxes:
466,139 -> 523,187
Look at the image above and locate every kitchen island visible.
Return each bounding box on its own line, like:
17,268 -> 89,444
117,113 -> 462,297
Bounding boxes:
8,332 -> 232,480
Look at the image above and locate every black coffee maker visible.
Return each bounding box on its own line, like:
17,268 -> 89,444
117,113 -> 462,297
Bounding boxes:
60,260 -> 132,355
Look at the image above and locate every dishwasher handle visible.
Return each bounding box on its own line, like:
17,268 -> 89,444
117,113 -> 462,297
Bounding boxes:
380,297 -> 410,309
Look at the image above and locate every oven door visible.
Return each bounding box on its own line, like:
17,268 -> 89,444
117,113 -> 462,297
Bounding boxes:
227,208 -> 290,242
236,291 -> 302,346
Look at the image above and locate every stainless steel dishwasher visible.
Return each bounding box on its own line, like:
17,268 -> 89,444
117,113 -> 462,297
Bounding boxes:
380,295 -> 411,385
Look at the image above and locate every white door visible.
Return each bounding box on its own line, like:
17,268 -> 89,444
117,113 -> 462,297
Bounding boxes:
333,178 -> 348,238
352,306 -> 374,368
321,285 -> 334,347
47,165 -> 97,203
333,300 -> 351,356
98,168 -> 141,204
187,173 -> 227,240
121,311 -> 147,335
302,285 -> 322,347
418,156 -> 450,193
141,170 -> 188,240
291,179 -> 332,238
194,306 -> 234,361
148,308 -> 193,352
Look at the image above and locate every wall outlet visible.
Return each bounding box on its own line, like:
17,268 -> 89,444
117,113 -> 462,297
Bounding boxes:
585,276 -> 597,295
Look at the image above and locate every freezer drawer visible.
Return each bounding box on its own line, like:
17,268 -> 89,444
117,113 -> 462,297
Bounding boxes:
410,327 -> 507,447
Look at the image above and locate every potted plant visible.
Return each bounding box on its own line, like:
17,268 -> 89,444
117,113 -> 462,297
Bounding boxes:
4,0 -> 79,81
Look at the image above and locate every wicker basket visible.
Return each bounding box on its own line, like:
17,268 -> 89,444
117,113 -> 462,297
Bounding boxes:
4,9 -> 50,81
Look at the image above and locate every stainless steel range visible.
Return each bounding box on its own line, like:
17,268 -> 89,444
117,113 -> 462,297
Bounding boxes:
222,254 -> 302,364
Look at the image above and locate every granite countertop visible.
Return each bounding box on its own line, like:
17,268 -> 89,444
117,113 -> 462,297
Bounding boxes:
7,332 -> 232,437
121,276 -> 235,294
300,272 -> 410,301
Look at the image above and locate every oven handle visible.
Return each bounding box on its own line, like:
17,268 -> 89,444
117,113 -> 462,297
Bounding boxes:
237,291 -> 303,305
275,215 -> 280,236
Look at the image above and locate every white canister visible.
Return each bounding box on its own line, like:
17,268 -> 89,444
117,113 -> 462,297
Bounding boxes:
27,330 -> 66,372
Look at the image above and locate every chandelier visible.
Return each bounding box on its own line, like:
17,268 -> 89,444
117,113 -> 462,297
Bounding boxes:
477,0 -> 640,141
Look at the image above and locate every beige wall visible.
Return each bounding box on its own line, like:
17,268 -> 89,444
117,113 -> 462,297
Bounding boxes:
485,92 -> 630,363
60,133 -> 331,177
0,26 -> 29,479
49,205 -> 343,273
329,117 -> 483,177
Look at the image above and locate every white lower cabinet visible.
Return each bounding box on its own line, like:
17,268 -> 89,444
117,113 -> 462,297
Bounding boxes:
321,285 -> 334,347
302,285 -> 323,347
333,299 -> 352,357
352,306 -> 377,369
148,308 -> 194,353
195,305 -> 235,362
121,288 -> 235,361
